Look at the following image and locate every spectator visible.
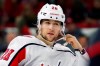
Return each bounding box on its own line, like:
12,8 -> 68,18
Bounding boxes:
86,42 -> 100,66
76,16 -> 99,28
65,18 -> 83,38
77,34 -> 89,48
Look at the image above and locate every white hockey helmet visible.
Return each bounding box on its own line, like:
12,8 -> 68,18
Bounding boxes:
37,3 -> 65,35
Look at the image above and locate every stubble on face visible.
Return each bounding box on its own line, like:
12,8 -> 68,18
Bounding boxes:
39,19 -> 62,42
41,28 -> 57,42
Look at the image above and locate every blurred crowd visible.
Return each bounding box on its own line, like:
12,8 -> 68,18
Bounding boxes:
0,0 -> 100,66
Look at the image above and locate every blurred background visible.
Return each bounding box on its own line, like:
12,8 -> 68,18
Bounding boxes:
0,0 -> 100,65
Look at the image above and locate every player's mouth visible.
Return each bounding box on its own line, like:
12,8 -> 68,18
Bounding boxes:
47,33 -> 54,35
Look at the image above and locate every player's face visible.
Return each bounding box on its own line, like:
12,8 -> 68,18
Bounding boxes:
40,19 -> 62,42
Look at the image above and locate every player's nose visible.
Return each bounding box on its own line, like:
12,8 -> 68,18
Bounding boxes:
48,24 -> 54,30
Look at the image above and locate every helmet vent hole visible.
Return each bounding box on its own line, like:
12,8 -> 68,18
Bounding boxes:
56,17 -> 58,19
62,15 -> 64,18
50,16 -> 52,18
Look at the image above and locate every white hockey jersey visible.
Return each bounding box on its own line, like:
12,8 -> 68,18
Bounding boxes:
0,35 -> 89,66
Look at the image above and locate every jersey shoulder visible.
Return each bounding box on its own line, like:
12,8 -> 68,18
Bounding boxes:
0,35 -> 34,65
8,35 -> 43,49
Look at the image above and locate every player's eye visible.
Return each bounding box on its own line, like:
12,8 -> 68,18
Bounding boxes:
54,23 -> 58,25
45,21 -> 50,25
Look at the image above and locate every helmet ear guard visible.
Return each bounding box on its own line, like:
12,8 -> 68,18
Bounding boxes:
37,3 -> 65,35
61,23 -> 66,36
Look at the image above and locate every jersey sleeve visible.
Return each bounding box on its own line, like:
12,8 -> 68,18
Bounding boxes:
73,50 -> 90,66
0,36 -> 29,66
54,38 -> 90,66
10,48 -> 26,66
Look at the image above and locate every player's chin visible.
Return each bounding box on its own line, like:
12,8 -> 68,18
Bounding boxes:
47,36 -> 55,42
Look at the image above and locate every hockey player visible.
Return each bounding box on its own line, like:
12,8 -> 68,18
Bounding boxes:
0,3 -> 89,66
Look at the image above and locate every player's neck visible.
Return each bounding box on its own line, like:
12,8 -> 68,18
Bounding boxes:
36,34 -> 54,47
